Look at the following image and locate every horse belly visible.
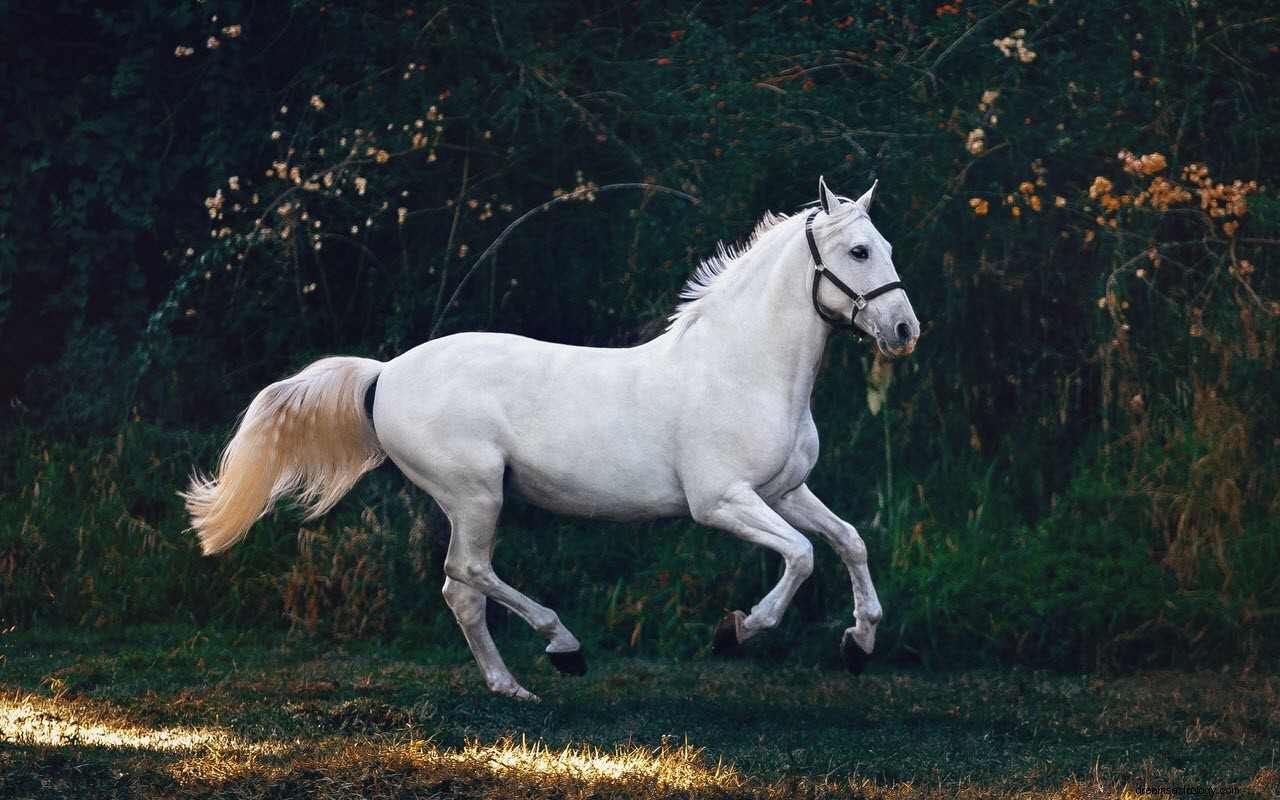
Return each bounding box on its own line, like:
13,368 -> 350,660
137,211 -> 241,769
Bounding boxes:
378,332 -> 687,521
509,472 -> 687,521
506,434 -> 687,522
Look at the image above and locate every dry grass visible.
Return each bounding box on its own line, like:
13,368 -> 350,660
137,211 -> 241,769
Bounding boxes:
0,628 -> 1276,798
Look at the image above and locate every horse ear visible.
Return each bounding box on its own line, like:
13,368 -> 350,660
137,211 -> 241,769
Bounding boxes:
854,180 -> 878,213
818,176 -> 840,214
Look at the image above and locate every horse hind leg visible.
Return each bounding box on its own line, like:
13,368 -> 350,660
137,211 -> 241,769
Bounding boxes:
443,507 -> 587,672
441,578 -> 537,700
434,474 -> 586,693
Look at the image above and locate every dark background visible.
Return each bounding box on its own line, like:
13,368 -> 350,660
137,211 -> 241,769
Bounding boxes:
2,0 -> 1276,671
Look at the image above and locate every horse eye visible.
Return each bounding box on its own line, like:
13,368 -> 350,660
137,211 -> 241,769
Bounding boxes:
850,245 -> 869,260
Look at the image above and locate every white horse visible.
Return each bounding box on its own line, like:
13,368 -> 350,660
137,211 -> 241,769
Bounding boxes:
184,177 -> 919,700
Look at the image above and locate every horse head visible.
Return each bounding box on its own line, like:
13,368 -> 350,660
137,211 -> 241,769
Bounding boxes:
808,176 -> 920,358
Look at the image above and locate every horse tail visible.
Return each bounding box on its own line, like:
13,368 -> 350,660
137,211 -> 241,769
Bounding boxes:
182,356 -> 386,556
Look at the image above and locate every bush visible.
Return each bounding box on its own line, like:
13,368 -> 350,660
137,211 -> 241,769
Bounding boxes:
2,0 -> 1276,669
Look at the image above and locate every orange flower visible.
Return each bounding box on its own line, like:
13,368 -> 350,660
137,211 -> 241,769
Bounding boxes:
1119,150 -> 1167,175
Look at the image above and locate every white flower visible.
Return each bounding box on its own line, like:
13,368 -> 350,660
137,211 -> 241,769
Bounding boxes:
966,128 -> 986,155
993,29 -> 1036,62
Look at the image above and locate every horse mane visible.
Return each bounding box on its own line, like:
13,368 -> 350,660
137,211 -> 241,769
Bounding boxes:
666,211 -> 789,335
666,199 -> 863,336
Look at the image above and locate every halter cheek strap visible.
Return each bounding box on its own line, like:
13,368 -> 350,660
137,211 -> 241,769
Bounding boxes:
804,209 -> 905,335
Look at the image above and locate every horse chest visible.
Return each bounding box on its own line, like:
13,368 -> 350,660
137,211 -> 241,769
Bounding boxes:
690,400 -> 818,501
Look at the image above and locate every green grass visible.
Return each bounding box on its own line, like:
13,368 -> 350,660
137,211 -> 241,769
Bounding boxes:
1,626 -> 1276,799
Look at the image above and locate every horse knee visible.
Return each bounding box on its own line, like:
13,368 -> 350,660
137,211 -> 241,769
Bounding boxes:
532,609 -> 561,637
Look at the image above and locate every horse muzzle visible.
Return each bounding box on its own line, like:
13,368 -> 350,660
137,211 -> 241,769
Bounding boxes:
876,317 -> 919,358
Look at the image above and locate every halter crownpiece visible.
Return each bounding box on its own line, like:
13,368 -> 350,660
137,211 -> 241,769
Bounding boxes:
804,208 -> 905,336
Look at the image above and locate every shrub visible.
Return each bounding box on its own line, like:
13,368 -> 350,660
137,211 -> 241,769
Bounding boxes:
2,0 -> 1275,669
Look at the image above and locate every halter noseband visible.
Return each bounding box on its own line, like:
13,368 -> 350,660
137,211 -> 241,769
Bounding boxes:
804,208 -> 905,336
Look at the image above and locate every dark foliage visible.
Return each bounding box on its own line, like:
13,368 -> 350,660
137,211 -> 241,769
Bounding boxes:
1,0 -> 1276,669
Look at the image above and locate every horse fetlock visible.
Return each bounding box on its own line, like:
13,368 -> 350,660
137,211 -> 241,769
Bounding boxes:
744,606 -> 779,633
859,603 -> 883,627
507,685 -> 541,702
488,675 -> 539,701
546,630 -> 581,652
846,621 -> 876,654
528,607 -> 566,638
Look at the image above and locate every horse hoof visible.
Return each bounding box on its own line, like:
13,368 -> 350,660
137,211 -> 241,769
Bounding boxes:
840,630 -> 870,675
712,611 -> 746,654
548,648 -> 587,676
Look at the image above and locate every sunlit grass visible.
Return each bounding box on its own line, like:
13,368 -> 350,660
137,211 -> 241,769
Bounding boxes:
0,689 -> 749,795
0,693 -> 253,753
425,736 -> 744,791
0,691 -> 284,788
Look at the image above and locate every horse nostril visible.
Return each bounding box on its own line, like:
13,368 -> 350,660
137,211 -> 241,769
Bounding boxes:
896,321 -> 912,342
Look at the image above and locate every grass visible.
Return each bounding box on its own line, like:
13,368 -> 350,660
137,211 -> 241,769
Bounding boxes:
0,627 -> 1276,799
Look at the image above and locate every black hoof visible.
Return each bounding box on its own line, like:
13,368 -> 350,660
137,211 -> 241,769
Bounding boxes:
548,648 -> 587,676
840,630 -> 870,675
712,611 -> 744,655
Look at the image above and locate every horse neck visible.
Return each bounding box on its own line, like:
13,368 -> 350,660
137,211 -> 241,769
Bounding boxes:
674,221 -> 832,406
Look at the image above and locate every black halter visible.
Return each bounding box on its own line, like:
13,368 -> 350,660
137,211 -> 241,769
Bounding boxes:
804,208 -> 905,336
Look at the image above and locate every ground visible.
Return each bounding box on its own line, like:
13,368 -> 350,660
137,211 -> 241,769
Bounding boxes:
0,627 -> 1275,799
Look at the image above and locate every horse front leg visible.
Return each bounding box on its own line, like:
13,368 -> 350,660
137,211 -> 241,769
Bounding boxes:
691,483 -> 815,651
773,483 -> 882,674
